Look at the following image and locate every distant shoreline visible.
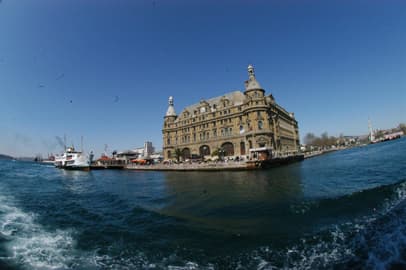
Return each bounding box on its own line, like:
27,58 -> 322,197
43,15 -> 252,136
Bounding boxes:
0,154 -> 14,160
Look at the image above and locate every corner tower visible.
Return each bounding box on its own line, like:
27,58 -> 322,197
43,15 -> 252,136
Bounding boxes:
163,96 -> 177,160
244,64 -> 265,98
164,96 -> 177,123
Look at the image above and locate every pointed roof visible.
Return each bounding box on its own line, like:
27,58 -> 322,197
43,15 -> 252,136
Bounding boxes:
165,96 -> 177,117
245,64 -> 263,91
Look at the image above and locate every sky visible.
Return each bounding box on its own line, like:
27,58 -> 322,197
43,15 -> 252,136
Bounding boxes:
0,0 -> 405,157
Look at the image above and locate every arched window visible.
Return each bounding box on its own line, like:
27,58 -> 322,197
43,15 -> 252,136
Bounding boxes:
199,145 -> 211,156
181,148 -> 191,160
221,142 -> 234,156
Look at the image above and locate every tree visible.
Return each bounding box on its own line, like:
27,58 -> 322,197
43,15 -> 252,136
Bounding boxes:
174,148 -> 182,163
375,130 -> 384,139
399,123 -> 406,134
303,133 -> 316,145
321,132 -> 329,146
211,147 -> 224,161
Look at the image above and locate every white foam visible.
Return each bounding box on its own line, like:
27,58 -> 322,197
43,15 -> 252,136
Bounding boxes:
251,182 -> 406,270
0,195 -> 81,269
0,195 -> 210,270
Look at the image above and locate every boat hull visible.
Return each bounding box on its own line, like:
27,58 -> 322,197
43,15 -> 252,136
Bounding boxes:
54,147 -> 90,171
63,166 -> 90,171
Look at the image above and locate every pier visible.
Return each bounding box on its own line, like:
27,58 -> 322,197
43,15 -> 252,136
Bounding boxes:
126,154 -> 304,171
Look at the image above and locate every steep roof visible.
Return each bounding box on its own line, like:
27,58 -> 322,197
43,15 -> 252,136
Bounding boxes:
181,90 -> 246,117
245,77 -> 263,91
165,96 -> 177,117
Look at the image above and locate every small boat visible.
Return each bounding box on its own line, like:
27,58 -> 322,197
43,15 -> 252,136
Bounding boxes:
54,147 -> 90,170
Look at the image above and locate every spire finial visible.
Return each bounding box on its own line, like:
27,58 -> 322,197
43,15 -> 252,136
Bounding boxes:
248,64 -> 255,78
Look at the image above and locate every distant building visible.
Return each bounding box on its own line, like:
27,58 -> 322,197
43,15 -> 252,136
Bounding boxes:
115,150 -> 139,164
368,119 -> 375,142
162,65 -> 300,160
133,141 -> 155,158
384,131 -> 404,140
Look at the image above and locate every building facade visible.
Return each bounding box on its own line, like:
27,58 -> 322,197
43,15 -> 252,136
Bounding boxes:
132,141 -> 155,158
162,65 -> 300,160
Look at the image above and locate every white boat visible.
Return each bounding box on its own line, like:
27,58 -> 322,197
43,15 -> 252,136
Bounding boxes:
54,147 -> 90,170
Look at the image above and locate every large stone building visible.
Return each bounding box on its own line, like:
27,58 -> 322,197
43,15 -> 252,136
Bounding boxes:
162,65 -> 300,161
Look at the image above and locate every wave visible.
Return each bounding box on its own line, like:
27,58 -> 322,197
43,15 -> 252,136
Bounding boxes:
73,178 -> 406,269
243,179 -> 406,270
1,177 -> 406,269
291,179 -> 406,220
0,195 -> 87,270
0,193 -> 212,270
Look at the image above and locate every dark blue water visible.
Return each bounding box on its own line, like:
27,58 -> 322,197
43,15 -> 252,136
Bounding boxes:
1,138 -> 406,269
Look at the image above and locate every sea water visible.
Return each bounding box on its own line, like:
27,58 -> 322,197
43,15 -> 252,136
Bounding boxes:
0,137 -> 406,269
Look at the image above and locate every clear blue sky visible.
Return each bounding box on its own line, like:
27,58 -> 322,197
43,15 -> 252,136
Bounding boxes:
1,0 -> 405,157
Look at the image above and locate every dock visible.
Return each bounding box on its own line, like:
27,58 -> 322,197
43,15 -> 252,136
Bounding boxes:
126,154 -> 304,171
90,164 -> 125,170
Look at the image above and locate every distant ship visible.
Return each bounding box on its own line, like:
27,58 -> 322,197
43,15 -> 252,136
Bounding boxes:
54,147 -> 90,170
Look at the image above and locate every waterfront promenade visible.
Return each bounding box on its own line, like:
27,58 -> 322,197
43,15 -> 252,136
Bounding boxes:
126,154 -> 304,171
127,160 -> 249,171
303,148 -> 339,159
